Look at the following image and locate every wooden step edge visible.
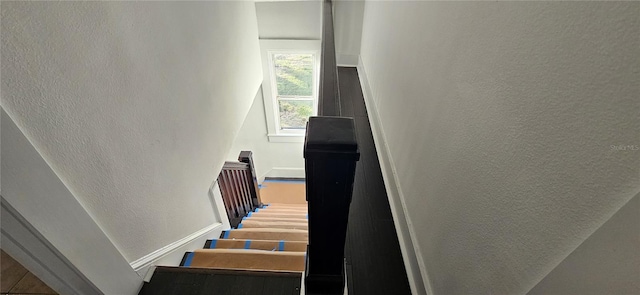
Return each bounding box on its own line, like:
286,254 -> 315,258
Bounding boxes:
237,221 -> 307,228
189,249 -> 307,272
257,210 -> 308,214
194,248 -> 307,256
220,230 -> 308,242
155,266 -> 303,278
258,208 -> 308,212
220,228 -> 308,239
264,204 -> 307,208
233,228 -> 308,233
204,239 -> 308,249
243,216 -> 308,222
183,249 -> 306,265
249,212 -> 308,218
238,224 -> 308,231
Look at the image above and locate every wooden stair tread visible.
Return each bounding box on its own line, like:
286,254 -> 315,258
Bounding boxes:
250,212 -> 307,219
244,216 -> 308,222
265,203 -> 307,207
189,249 -> 306,272
222,228 -> 308,242
232,228 -> 308,233
206,239 -> 307,252
240,220 -> 308,230
258,208 -> 308,213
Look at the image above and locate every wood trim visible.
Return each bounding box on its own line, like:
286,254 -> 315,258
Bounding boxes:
217,153 -> 262,227
1,197 -> 102,295
239,151 -> 263,206
130,223 -> 223,272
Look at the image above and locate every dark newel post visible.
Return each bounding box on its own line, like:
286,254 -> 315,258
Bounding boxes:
304,117 -> 359,295
238,151 -> 262,208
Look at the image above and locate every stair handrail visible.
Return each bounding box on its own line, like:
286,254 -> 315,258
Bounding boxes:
317,0 -> 341,117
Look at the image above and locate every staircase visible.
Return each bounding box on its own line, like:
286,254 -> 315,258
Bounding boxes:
180,203 -> 309,273
140,198 -> 309,295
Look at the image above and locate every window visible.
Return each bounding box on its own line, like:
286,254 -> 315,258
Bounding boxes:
260,40 -> 321,142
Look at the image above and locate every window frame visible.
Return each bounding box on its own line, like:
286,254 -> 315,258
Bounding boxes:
259,40 -> 321,143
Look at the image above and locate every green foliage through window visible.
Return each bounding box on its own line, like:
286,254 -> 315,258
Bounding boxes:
272,53 -> 315,130
274,54 -> 313,96
279,100 -> 313,129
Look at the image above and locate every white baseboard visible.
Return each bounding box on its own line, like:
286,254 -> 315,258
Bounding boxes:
2,109 -> 142,294
356,57 -> 430,295
130,222 -> 223,281
1,197 -> 102,295
337,54 -> 359,67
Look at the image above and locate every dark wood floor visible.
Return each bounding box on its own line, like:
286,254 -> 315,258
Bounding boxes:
139,267 -> 301,295
338,67 -> 412,295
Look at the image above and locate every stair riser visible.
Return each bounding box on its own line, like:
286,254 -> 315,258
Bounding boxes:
263,206 -> 307,210
249,212 -> 307,219
189,250 -> 306,272
257,209 -> 308,213
244,217 -> 308,223
206,239 -> 307,252
222,230 -> 308,242
239,221 -> 308,230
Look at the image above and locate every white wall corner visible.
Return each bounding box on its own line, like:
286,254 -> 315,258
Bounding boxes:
1,198 -> 103,295
132,180 -> 229,281
356,56 -> 430,295
337,54 -> 359,67
130,222 -> 223,281
265,167 -> 306,180
1,109 -> 142,294
526,191 -> 640,295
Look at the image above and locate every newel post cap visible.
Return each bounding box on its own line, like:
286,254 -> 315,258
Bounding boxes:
304,116 -> 359,161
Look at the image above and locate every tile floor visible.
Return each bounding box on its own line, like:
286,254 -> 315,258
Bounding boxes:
1,250 -> 57,295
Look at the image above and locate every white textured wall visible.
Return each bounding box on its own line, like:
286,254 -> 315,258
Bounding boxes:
227,2 -> 322,181
2,109 -> 142,294
528,193 -> 640,295
227,88 -> 305,181
1,1 -> 262,263
333,0 -> 364,66
256,1 -> 322,40
359,1 -> 640,294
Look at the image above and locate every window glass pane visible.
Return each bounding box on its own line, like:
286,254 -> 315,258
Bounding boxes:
273,54 -> 313,96
278,99 -> 313,130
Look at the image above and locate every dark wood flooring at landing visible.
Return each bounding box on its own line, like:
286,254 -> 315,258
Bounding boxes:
139,267 -> 301,295
338,66 -> 412,295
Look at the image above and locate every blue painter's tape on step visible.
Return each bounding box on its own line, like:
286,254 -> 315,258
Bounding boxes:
244,240 -> 251,249
184,252 -> 194,267
223,230 -> 230,239
306,214 -> 308,219
248,212 -> 253,217
238,223 -> 243,229
278,240 -> 285,251
209,239 -> 218,249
